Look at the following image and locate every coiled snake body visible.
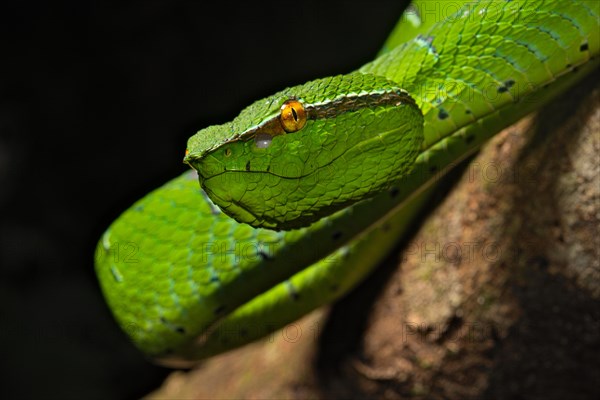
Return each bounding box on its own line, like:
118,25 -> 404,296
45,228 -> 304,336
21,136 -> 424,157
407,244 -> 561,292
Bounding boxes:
95,0 -> 599,366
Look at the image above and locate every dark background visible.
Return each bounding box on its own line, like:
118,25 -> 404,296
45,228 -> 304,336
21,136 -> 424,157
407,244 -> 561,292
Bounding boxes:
0,1 -> 409,399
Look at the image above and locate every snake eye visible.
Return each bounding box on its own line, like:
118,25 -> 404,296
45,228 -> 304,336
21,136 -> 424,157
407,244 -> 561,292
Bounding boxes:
279,99 -> 307,133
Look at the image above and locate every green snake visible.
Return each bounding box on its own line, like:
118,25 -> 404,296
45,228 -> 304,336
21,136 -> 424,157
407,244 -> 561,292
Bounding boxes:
95,0 -> 599,367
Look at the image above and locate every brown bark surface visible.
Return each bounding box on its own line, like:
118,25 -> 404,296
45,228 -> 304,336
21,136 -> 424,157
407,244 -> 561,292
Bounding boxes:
148,75 -> 599,399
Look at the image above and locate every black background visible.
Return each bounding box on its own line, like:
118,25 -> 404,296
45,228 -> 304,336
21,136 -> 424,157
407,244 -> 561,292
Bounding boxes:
0,1 -> 409,399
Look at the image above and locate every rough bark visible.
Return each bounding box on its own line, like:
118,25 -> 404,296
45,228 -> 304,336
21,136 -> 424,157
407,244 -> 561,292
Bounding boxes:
147,74 -> 599,399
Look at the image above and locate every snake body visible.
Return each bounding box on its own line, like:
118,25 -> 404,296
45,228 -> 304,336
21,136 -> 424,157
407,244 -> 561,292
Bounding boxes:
95,0 -> 599,366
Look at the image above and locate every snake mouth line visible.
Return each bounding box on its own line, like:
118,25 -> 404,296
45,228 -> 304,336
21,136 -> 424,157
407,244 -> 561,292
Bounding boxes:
200,120 -> 419,184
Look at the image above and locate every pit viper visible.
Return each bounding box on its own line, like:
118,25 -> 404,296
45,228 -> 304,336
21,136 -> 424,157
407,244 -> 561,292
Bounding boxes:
95,0 -> 600,367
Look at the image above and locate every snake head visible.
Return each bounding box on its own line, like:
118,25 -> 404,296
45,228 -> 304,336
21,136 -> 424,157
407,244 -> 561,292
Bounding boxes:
185,72 -> 423,230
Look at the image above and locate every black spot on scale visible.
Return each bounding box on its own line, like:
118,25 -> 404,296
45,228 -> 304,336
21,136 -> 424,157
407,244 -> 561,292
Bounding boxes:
285,280 -> 299,301
465,135 -> 475,144
332,231 -> 343,241
429,165 -> 438,174
438,108 -> 449,120
210,275 -> 220,283
465,109 -> 472,115
566,64 -> 572,69
497,80 -> 515,93
389,187 -> 399,198
580,43 -> 589,52
257,250 -> 272,261
266,164 -> 270,172
245,161 -> 251,171
158,318 -> 187,336
240,328 -> 248,337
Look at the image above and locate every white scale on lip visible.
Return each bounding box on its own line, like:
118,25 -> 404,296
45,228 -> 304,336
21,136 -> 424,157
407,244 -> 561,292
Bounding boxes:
254,133 -> 273,148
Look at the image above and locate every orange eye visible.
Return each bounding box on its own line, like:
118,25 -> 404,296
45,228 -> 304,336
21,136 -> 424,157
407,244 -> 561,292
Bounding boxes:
279,99 -> 307,133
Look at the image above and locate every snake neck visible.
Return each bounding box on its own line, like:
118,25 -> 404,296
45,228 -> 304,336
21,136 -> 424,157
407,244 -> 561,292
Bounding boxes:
360,0 -> 599,149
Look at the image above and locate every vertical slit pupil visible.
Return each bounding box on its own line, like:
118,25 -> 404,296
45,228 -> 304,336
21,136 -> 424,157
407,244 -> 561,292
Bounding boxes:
291,107 -> 298,121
